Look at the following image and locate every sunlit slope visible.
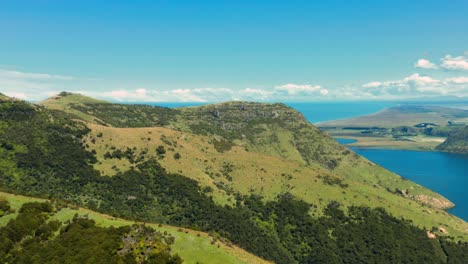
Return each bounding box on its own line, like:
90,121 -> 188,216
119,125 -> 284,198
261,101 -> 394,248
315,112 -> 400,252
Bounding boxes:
39,92 -> 111,123
42,95 -> 454,208
40,93 -> 467,239
173,102 -> 457,209
0,192 -> 271,264
84,123 -> 468,240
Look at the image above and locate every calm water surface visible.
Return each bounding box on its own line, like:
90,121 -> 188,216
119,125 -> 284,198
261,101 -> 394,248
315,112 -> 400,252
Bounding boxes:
336,139 -> 468,221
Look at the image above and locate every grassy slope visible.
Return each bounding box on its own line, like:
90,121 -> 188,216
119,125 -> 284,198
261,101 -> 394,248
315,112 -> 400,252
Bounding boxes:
171,102 -> 458,208
85,124 -> 468,240
0,192 -> 270,264
40,94 -> 468,239
39,92 -> 110,124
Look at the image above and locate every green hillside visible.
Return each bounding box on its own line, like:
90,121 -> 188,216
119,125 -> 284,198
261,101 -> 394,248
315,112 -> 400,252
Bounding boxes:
437,126 -> 468,154
0,192 -> 270,264
0,93 -> 465,263
41,94 -> 457,210
39,91 -> 111,123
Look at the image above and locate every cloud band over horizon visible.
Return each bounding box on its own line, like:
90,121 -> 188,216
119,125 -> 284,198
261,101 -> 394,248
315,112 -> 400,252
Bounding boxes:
2,53 -> 468,102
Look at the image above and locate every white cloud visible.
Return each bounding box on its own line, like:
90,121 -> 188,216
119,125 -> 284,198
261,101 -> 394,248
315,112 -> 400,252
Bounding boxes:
275,83 -> 322,95
359,73 -> 468,98
369,74 -> 438,87
440,55 -> 468,70
320,89 -> 329,95
110,90 -> 129,98
135,88 -> 146,95
241,88 -> 275,100
403,73 -> 439,86
414,59 -> 438,69
362,81 -> 382,88
83,84 -> 331,103
2,60 -> 467,103
445,77 -> 468,84
0,69 -> 75,80
0,68 -> 78,101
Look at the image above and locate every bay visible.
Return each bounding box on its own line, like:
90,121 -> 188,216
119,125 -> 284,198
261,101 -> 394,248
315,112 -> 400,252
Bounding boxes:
350,147 -> 468,221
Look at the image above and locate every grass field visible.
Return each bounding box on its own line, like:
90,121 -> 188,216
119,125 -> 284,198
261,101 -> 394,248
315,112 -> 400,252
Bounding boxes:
330,134 -> 446,151
0,192 -> 271,264
83,124 -> 468,241
38,94 -> 468,240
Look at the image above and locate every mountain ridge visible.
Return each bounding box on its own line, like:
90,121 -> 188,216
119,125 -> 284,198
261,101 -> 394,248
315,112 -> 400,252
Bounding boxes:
39,92 -> 458,211
1,92 -> 467,263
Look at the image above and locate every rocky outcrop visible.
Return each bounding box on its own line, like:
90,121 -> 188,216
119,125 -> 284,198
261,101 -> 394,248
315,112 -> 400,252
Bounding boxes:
414,194 -> 455,210
179,101 -> 308,132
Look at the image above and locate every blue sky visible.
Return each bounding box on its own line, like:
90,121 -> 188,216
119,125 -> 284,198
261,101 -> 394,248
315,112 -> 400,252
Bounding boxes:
1,0 -> 467,102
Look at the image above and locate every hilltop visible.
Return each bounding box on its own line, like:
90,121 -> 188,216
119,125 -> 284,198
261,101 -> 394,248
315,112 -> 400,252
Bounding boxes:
39,91 -> 111,123
41,91 -> 109,105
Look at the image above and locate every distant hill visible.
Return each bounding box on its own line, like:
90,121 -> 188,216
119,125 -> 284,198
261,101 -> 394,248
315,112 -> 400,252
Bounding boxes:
437,126 -> 468,154
318,105 -> 468,152
318,105 -> 468,128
